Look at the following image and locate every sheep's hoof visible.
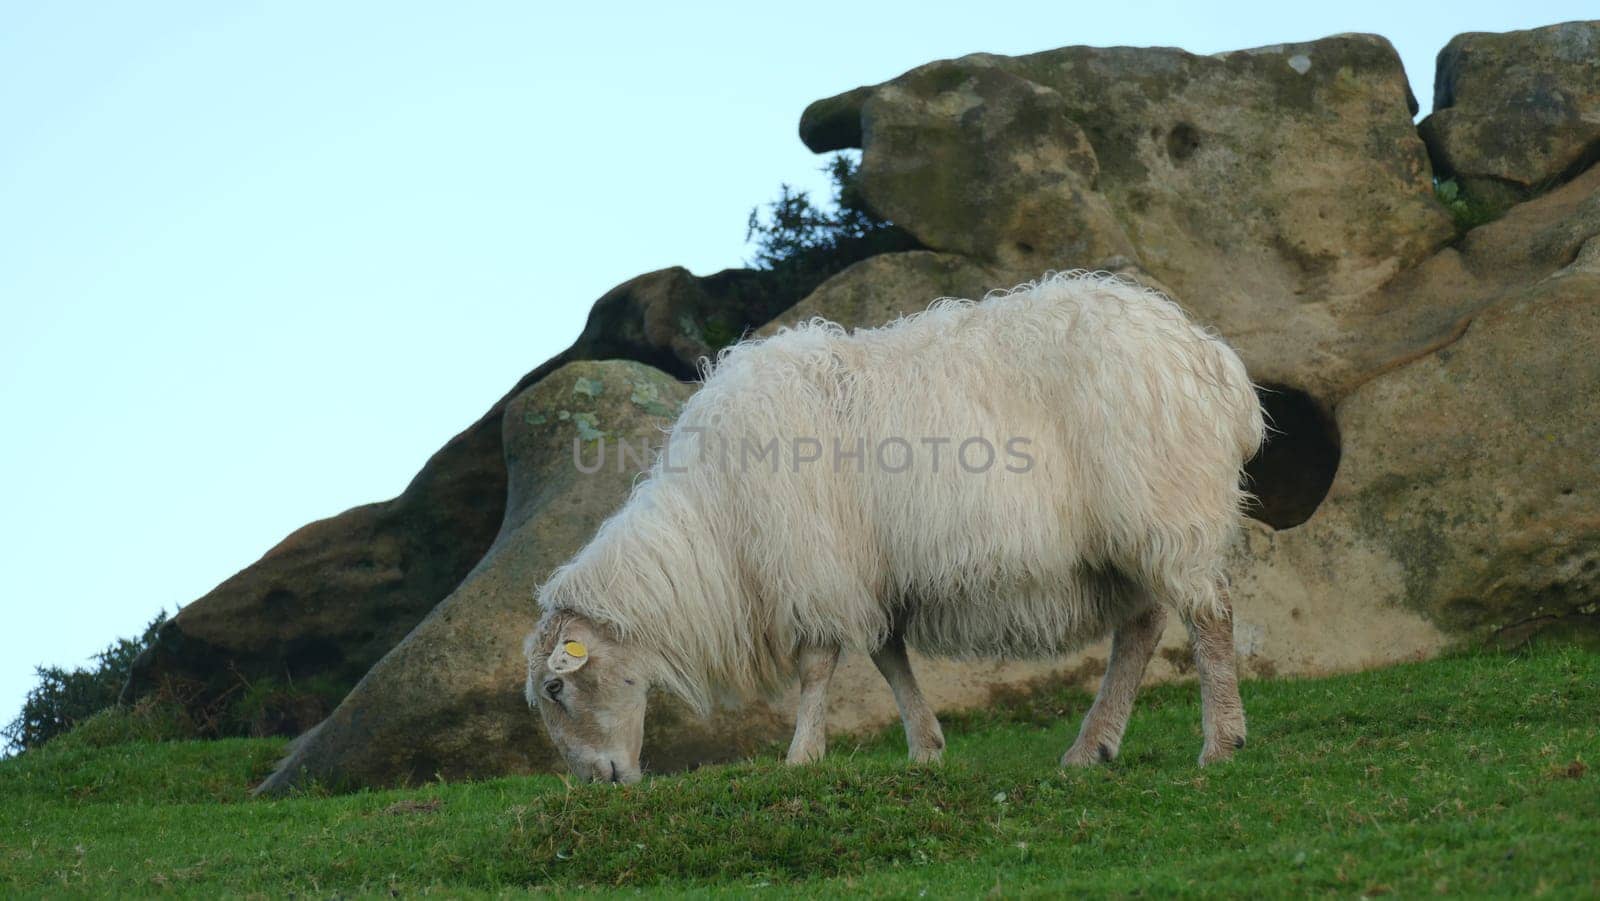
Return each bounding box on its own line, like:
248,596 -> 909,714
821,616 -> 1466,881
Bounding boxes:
785,743 -> 826,766
1059,741 -> 1113,768
1198,735 -> 1244,766
908,744 -> 944,765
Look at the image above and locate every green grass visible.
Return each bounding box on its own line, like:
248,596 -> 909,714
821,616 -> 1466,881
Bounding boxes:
2,648 -> 1596,897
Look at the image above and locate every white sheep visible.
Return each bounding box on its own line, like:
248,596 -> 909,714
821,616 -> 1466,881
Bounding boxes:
525,271 -> 1265,783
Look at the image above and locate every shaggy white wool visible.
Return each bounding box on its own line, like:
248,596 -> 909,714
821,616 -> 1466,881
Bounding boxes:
537,272 -> 1265,714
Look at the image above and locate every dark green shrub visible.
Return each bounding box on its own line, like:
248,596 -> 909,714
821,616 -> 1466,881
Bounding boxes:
745,153 -> 919,298
2,612 -> 168,755
225,672 -> 349,738
1434,177 -> 1503,232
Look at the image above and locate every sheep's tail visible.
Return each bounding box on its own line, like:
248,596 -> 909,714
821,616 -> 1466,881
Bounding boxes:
1210,339 -> 1266,467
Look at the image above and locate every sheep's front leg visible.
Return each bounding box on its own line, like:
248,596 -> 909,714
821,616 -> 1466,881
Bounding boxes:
870,635 -> 945,763
786,644 -> 839,765
1062,601 -> 1166,767
1184,580 -> 1246,766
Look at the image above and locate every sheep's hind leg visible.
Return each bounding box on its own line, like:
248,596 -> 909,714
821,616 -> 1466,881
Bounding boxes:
1183,578 -> 1246,766
871,634 -> 945,763
1061,599 -> 1167,767
786,644 -> 840,765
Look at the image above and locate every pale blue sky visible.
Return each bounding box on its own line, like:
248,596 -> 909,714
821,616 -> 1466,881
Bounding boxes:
2,1 -> 1589,727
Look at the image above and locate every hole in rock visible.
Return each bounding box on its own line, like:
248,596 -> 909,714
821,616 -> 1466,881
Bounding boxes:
1243,384 -> 1340,529
1165,122 -> 1202,162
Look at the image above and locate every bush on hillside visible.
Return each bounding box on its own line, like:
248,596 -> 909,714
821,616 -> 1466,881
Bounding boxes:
745,153 -> 919,298
2,612 -> 168,755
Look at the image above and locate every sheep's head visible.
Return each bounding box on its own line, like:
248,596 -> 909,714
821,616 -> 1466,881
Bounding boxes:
524,610 -> 648,784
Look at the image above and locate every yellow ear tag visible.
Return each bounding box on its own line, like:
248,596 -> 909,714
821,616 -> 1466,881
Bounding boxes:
563,640 -> 588,659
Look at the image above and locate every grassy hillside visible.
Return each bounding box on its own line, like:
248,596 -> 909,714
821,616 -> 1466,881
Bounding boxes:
2,647 -> 1596,897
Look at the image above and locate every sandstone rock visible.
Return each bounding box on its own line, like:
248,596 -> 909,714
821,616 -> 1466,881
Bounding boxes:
1237,163 -> 1600,407
578,266 -> 811,379
1233,268 -> 1600,653
854,60 -> 1136,272
1420,21 -> 1600,209
804,34 -> 1453,319
1455,164 -> 1600,281
759,250 -> 1003,336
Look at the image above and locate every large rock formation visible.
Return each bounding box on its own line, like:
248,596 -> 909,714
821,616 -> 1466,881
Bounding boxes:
572,266 -> 818,379
136,22 -> 1600,791
1420,21 -> 1600,210
1315,266 -> 1599,642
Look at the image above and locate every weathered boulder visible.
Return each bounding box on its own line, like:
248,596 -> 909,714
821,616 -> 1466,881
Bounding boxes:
1233,266 -> 1600,657
1210,161 -> 1600,406
257,361 -> 789,791
578,266 -> 814,379
1420,21 -> 1600,210
804,35 -> 1453,325
760,250 -> 1003,335
1455,161 -> 1600,281
850,62 -> 1136,272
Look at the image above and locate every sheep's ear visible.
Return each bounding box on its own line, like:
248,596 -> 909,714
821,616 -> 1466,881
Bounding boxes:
548,639 -> 590,674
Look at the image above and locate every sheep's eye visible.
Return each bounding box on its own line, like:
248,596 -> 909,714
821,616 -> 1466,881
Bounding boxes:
543,678 -> 564,700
